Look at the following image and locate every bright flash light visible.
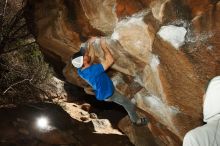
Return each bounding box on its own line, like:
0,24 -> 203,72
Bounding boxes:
36,117 -> 49,129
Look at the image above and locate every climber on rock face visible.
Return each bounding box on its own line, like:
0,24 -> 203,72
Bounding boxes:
183,76 -> 220,146
71,36 -> 148,126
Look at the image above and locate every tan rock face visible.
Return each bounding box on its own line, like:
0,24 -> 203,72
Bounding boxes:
26,0 -> 220,145
79,0 -> 117,34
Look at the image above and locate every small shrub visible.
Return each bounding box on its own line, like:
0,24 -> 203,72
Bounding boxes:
0,43 -> 54,104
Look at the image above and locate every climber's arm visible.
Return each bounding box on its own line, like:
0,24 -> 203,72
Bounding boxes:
100,37 -> 114,70
84,86 -> 95,95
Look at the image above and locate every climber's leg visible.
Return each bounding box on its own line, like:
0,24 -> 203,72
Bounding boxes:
106,91 -> 148,125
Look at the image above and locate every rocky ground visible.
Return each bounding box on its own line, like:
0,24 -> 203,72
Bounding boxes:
0,98 -> 133,146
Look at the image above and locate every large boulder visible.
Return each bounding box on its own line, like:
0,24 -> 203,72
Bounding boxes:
25,0 -> 220,145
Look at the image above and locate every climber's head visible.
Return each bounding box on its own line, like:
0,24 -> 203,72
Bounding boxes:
71,42 -> 91,68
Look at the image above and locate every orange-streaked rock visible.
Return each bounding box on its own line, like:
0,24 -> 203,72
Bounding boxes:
26,0 -> 220,145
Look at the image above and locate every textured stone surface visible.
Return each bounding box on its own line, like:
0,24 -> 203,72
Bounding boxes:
0,103 -> 132,146
26,0 -> 220,145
